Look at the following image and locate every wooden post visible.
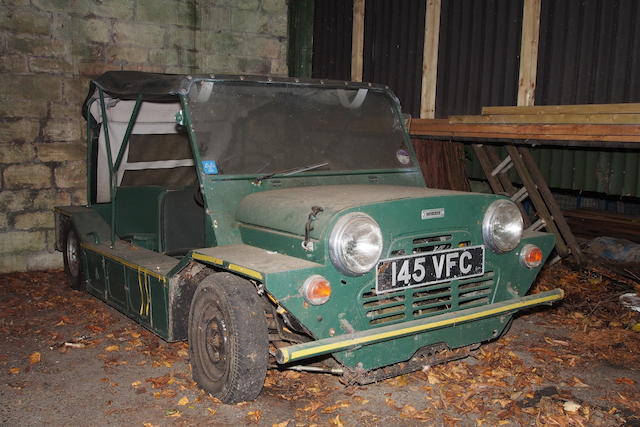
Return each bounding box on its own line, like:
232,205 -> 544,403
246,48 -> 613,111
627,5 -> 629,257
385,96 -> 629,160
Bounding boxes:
518,0 -> 541,107
420,0 -> 441,119
351,0 -> 365,82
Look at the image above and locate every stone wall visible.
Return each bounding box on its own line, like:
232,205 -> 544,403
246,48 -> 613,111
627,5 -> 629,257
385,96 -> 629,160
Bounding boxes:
0,0 -> 288,273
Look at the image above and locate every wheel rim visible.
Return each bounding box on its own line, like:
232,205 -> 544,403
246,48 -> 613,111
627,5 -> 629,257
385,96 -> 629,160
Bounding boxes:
66,231 -> 79,278
201,301 -> 229,380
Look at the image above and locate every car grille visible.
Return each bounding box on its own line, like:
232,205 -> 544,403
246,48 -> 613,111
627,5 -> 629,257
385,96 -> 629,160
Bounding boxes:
360,233 -> 496,328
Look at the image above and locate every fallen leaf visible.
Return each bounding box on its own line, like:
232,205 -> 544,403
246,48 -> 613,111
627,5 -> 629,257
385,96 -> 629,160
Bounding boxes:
385,398 -> 402,410
9,367 -> 20,374
299,401 -> 322,413
322,401 -> 350,413
153,389 -> 177,398
352,395 -> 369,405
563,401 -> 581,412
29,352 -> 41,364
615,377 -> 636,385
247,410 -> 262,423
165,409 -> 181,418
207,408 -> 217,416
131,381 -> 142,387
272,421 -> 289,427
178,396 -> 189,406
400,404 -> 418,418
142,423 -> 158,427
329,415 -> 344,427
105,345 -> 119,352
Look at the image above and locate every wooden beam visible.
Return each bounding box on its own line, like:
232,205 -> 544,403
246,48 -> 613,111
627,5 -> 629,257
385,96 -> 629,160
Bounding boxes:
410,119 -> 640,136
449,113 -> 640,125
518,0 -> 541,107
483,103 -> 640,115
420,0 -> 441,118
351,0 -> 365,82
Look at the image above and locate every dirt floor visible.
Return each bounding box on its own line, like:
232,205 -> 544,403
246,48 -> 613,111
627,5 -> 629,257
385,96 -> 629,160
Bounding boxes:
1,264 -> 639,426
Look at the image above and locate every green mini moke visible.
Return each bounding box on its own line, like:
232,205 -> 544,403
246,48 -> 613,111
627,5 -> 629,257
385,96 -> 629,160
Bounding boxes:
54,71 -> 563,403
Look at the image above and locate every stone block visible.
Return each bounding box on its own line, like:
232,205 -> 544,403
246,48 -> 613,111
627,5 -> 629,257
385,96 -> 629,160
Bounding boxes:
62,77 -> 90,104
270,57 -> 288,76
113,22 -> 166,48
88,0 -> 134,20
0,143 -> 36,164
43,121 -> 82,142
70,188 -> 86,205
0,74 -> 62,103
37,143 -> 85,162
0,230 -> 47,254
239,36 -> 282,58
8,35 -> 66,57
33,189 -> 71,209
14,211 -> 54,229
137,0 -> 197,27
237,57 -> 270,74
0,213 -> 7,229
26,250 -> 63,271
78,61 -> 121,77
73,18 -> 112,44
49,102 -> 82,120
169,27 -> 197,50
29,57 -> 73,73
149,48 -> 196,67
0,54 -> 28,72
199,32 -> 239,53
0,190 -> 32,211
106,45 -> 149,64
0,9 -> 50,35
221,0 -> 259,10
32,0 -> 87,13
54,161 -> 86,188
231,9 -> 267,33
262,0 -> 286,14
0,119 -> 40,143
195,6 -> 230,31
3,164 -> 52,189
0,253 -> 28,273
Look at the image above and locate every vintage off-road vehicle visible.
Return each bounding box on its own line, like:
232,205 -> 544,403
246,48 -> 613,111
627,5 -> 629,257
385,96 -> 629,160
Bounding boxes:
55,71 -> 563,403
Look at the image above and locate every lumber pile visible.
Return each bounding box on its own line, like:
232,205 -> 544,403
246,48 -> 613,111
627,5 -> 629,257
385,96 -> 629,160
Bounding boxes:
410,103 -> 640,144
563,208 -> 640,243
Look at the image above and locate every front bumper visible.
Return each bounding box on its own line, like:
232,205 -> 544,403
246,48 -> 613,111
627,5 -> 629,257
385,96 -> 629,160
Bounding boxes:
276,288 -> 564,364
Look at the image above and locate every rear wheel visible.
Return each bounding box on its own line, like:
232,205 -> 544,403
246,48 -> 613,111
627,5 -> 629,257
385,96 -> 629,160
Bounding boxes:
63,224 -> 85,290
188,273 -> 268,403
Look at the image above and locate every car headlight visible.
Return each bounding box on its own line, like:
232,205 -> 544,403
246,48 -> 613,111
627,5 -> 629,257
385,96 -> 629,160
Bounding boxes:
482,199 -> 523,253
329,212 -> 383,275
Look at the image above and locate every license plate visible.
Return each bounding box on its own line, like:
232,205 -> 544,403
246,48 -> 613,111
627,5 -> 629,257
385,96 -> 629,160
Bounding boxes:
376,246 -> 485,294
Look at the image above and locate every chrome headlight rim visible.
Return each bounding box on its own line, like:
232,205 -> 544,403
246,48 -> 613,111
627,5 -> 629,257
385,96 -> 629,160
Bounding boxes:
329,212 -> 383,276
482,199 -> 524,253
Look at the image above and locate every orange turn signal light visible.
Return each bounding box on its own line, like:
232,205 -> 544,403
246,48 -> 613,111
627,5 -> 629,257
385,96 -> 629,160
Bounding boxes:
302,275 -> 332,305
520,244 -> 543,269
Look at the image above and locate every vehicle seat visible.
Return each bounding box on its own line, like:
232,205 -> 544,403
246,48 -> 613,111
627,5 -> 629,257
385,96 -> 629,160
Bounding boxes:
161,187 -> 205,256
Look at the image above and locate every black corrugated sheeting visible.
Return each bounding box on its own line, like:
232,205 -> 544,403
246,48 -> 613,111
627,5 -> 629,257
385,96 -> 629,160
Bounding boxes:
362,0 -> 426,117
311,0 -> 353,80
536,0 -> 640,105
436,0 -> 523,118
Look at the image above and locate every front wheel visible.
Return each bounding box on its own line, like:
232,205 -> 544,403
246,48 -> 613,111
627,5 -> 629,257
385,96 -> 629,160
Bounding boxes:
188,273 -> 268,403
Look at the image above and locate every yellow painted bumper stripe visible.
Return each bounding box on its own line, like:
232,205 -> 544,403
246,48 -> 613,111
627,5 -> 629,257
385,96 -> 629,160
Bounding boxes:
279,290 -> 564,364
191,252 -> 224,266
228,264 -> 263,280
80,242 -> 166,282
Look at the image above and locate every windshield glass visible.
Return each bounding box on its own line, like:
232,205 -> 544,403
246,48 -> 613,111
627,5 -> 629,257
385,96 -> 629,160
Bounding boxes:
187,81 -> 414,176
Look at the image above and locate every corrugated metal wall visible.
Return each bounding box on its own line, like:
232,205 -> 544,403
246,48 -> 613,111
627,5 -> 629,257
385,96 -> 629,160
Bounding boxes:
532,0 -> 640,197
302,0 -> 640,197
362,0 -> 426,117
436,0 -> 523,118
311,0 -> 353,80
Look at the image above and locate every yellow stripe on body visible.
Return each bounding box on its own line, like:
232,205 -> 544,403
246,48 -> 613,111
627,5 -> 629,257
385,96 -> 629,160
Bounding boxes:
228,264 -> 263,280
80,242 -> 167,282
191,252 -> 224,266
283,290 -> 564,363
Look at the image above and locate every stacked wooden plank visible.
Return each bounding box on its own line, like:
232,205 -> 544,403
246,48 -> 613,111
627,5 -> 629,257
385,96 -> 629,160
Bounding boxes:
410,103 -> 640,143
564,208 -> 640,243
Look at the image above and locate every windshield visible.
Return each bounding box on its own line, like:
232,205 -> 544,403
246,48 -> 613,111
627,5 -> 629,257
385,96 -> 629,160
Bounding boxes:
187,81 -> 414,176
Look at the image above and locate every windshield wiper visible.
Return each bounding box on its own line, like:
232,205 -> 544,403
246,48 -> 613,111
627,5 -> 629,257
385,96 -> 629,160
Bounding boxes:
253,162 -> 329,185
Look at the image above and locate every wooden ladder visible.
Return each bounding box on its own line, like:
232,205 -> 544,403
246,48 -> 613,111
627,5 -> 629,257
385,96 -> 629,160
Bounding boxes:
472,144 -> 584,264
